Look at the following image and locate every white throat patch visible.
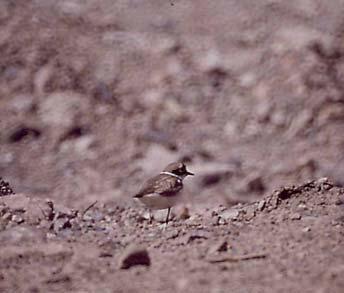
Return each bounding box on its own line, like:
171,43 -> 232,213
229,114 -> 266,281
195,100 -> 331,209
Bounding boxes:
160,171 -> 183,181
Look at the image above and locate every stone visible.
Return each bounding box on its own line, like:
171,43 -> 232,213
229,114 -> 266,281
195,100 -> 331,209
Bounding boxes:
12,215 -> 24,224
217,217 -> 226,225
315,177 -> 333,191
244,206 -> 256,221
290,213 -> 302,220
176,206 -> 190,220
302,227 -> 311,233
119,245 -> 150,269
83,210 -> 104,222
59,135 -> 95,155
2,212 -> 12,220
219,209 -> 240,221
39,91 -> 89,129
197,49 -> 223,73
239,72 -> 257,88
257,200 -> 266,211
165,230 -> 180,240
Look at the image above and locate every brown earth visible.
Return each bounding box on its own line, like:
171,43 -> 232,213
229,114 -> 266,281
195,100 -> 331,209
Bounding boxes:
1,1 -> 344,292
1,178 -> 344,293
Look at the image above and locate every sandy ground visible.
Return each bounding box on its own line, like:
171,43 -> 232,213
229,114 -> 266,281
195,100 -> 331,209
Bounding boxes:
1,1 -> 344,292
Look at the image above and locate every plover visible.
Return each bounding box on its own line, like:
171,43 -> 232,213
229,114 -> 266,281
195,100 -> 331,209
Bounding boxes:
134,162 -> 194,225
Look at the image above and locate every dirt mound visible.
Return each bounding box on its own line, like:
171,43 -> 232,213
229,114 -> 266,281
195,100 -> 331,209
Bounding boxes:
0,179 -> 343,292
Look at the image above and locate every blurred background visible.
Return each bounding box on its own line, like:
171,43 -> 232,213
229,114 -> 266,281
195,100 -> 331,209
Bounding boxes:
1,0 -> 344,209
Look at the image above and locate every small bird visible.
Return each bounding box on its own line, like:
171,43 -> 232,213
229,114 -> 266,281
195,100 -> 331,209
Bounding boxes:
134,162 -> 194,225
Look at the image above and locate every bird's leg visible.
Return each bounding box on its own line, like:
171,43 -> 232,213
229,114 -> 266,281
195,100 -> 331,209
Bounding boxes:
160,208 -> 171,231
149,209 -> 153,224
165,207 -> 171,226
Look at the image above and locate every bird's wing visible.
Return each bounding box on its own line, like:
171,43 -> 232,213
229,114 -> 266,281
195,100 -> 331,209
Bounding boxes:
134,174 -> 183,198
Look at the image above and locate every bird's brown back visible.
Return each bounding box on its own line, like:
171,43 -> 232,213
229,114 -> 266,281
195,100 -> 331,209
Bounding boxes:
134,174 -> 183,198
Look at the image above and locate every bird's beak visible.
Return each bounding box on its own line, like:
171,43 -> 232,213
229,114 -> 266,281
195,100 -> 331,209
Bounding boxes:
186,170 -> 194,176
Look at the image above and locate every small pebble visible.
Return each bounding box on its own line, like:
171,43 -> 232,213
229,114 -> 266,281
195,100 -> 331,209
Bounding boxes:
291,213 -> 302,220
219,209 -> 240,221
257,200 -> 266,211
12,215 -> 24,224
302,227 -> 311,232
